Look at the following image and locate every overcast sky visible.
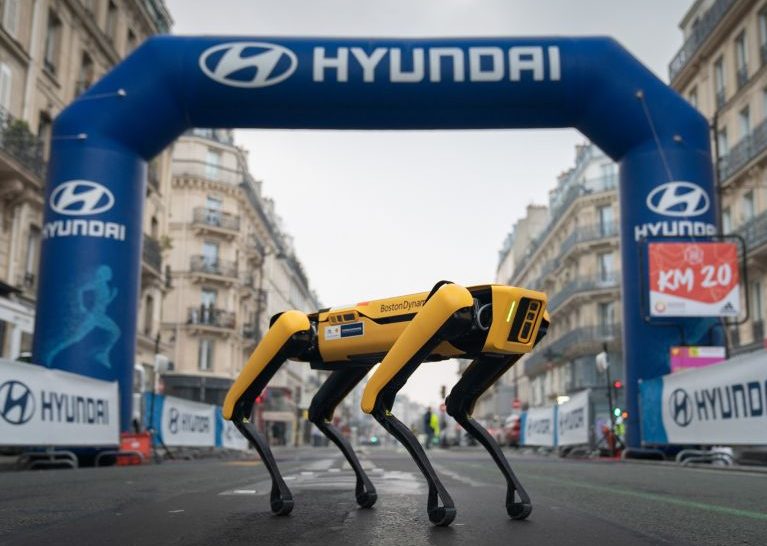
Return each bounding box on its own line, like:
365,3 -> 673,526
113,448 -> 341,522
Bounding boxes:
165,0 -> 691,408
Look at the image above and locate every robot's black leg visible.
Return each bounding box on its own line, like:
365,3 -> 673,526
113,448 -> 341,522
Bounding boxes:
445,355 -> 531,520
225,312 -> 314,516
308,367 -> 378,509
371,404 -> 456,526
234,418 -> 294,516
362,282 -> 474,526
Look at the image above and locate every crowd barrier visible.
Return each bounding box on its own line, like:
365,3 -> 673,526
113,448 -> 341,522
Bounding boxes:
639,350 -> 766,446
0,359 -> 119,447
518,389 -> 591,448
143,393 -> 249,450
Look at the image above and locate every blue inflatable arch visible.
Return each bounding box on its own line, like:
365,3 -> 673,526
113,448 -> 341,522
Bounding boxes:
33,36 -> 718,447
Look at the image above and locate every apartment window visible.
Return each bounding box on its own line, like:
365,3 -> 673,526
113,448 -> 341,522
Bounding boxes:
742,191 -> 755,222
735,31 -> 749,87
37,111 -> 52,159
714,56 -> 726,107
752,281 -> 764,323
717,127 -> 729,158
598,252 -> 614,282
2,0 -> 19,37
24,226 -> 40,288
201,288 -> 217,307
144,294 -> 154,336
722,207 -> 732,234
105,1 -> 118,38
0,62 -> 11,112
598,301 -> 615,328
739,106 -> 751,138
205,149 -> 221,179
77,51 -> 94,95
202,241 -> 219,268
44,10 -> 62,75
688,87 -> 698,109
198,338 -> 214,371
597,204 -> 614,236
150,215 -> 159,238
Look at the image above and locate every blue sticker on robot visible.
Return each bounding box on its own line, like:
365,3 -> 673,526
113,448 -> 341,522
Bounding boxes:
340,323 -> 364,338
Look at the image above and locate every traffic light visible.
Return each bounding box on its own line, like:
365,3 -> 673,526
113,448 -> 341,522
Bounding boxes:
255,395 -> 264,404
621,411 -> 629,420
613,407 -> 621,417
612,379 -> 623,390
440,385 -> 447,399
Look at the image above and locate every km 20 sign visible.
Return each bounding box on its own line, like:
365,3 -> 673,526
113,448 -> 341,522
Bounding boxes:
648,242 -> 740,318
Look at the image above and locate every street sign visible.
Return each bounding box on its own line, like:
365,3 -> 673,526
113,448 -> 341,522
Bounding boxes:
648,242 -> 740,317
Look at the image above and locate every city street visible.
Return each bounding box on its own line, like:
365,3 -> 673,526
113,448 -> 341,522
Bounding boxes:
1,447 -> 765,545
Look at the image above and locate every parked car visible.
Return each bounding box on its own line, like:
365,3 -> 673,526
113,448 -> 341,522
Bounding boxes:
503,414 -> 521,447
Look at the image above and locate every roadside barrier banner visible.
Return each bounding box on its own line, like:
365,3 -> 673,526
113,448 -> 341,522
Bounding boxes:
557,390 -> 590,447
0,359 -> 119,446
520,406 -> 556,447
159,394 -> 216,447
640,351 -> 767,445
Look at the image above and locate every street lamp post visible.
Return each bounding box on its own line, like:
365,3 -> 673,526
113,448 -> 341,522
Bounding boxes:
595,344 -> 615,457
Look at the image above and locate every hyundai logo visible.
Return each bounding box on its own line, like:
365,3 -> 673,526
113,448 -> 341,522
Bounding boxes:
199,42 -> 298,88
646,181 -> 710,217
50,180 -> 115,216
669,388 -> 693,428
0,380 -> 35,425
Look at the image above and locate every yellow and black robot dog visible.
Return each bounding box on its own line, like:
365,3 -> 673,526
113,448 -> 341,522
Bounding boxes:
223,281 -> 549,526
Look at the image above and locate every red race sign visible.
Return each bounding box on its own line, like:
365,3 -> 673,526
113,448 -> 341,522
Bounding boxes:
648,242 -> 740,317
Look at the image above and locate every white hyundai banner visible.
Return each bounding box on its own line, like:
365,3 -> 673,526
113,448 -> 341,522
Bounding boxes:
521,406 -> 555,447
0,359 -> 119,446
221,419 -> 249,451
160,395 -> 216,447
658,352 -> 767,445
557,390 -> 590,447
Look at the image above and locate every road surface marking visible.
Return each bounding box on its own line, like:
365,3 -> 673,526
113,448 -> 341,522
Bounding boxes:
459,461 -> 767,522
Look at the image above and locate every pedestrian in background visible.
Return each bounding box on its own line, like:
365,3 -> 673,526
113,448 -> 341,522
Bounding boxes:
423,407 -> 434,449
430,411 -> 440,448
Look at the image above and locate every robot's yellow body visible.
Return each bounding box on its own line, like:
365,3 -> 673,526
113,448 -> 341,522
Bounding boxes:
223,281 -> 549,526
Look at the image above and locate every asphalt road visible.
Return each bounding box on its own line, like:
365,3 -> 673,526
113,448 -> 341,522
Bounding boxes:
1,446 -> 766,545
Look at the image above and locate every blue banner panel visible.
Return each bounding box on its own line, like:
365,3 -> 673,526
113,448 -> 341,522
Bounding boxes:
638,377 -> 668,445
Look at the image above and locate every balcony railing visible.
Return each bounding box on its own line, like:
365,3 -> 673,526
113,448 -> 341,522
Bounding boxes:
242,323 -> 262,341
668,0 -> 736,81
0,107 -> 46,179
142,235 -> 162,272
548,274 -> 620,312
558,222 -> 619,258
187,306 -> 236,329
514,175 -> 617,280
192,207 -> 240,232
718,118 -> 767,182
735,208 -> 767,253
525,323 -> 622,376
190,255 -> 237,278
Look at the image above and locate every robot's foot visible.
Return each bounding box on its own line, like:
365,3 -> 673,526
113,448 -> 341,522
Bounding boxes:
270,495 -> 294,516
356,489 -> 377,509
429,505 -> 457,526
507,501 -> 532,520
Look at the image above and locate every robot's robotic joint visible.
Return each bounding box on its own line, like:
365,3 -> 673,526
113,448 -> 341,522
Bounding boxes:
222,281 -> 549,526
